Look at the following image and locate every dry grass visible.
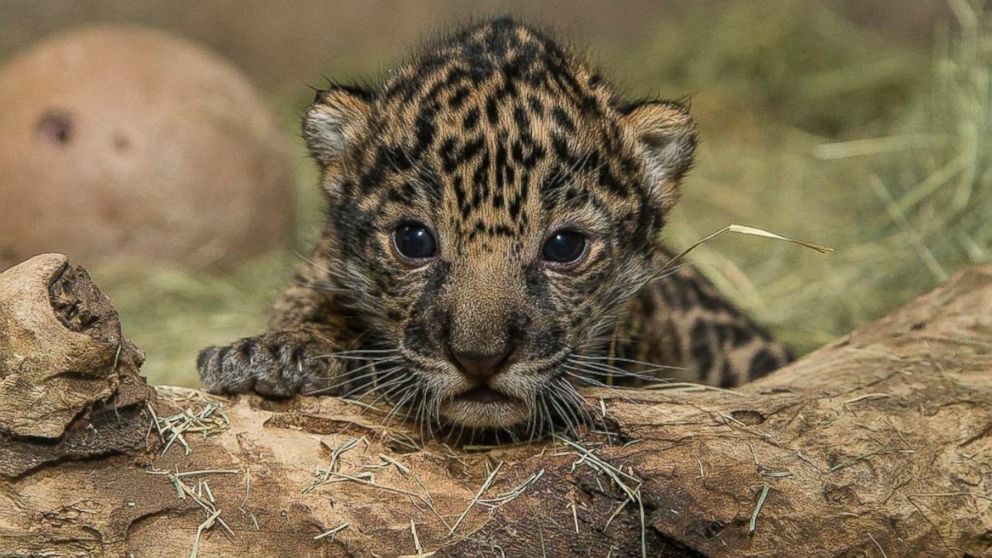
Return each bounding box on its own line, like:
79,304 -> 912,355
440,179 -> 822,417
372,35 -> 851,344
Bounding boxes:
9,1 -> 989,386
673,1 -> 992,354
92,253 -> 294,386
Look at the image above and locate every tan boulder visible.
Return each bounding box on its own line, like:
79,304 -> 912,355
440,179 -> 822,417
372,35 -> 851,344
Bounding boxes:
0,25 -> 296,270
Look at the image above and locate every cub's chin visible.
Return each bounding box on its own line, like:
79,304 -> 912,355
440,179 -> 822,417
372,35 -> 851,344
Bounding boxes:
440,390 -> 530,429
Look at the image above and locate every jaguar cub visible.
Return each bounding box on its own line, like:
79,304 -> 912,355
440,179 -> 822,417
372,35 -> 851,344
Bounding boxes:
198,18 -> 790,434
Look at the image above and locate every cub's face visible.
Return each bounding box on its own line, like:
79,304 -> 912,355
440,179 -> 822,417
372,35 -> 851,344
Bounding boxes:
303,20 -> 695,433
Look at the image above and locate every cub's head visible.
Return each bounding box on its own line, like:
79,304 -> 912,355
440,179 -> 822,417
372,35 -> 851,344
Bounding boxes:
303,18 -> 695,434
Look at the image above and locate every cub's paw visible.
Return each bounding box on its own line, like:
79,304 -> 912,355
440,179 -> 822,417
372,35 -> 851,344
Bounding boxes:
196,331 -> 341,397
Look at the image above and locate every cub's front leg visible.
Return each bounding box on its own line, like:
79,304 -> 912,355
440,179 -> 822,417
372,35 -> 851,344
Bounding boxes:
197,261 -> 357,397
197,327 -> 343,397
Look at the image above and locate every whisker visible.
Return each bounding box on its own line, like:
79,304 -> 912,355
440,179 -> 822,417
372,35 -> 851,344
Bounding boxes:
572,354 -> 684,371
562,372 -> 638,404
563,370 -> 610,387
321,348 -> 401,356
551,386 -> 585,435
305,361 -> 402,395
648,263 -> 690,283
562,362 -> 660,384
360,380 -> 412,410
415,395 -> 426,441
381,390 -> 416,428
547,393 -> 576,435
313,354 -> 402,362
532,397 -> 550,442
541,378 -> 584,436
560,382 -> 609,439
340,370 -> 405,399
525,400 -> 537,443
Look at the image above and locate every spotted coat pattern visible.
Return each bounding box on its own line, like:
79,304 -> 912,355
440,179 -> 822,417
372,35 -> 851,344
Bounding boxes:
197,18 -> 790,432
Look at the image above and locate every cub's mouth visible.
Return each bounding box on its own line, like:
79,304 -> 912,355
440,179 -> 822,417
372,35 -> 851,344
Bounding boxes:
443,383 -> 529,428
456,385 -> 514,404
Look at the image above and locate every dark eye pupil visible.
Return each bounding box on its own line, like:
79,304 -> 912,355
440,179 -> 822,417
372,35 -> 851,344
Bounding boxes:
542,231 -> 587,264
394,223 -> 437,260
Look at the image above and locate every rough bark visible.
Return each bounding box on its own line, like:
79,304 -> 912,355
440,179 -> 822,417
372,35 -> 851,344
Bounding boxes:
2,253 -> 992,557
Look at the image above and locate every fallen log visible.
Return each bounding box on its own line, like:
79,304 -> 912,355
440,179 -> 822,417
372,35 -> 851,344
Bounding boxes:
1,253 -> 991,557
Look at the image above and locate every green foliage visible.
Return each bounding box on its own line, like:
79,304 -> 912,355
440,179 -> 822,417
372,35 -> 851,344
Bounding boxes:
835,0 -> 992,329
663,1 -> 992,354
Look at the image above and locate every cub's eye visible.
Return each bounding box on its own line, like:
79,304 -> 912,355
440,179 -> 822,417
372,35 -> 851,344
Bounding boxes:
542,230 -> 588,266
393,222 -> 437,262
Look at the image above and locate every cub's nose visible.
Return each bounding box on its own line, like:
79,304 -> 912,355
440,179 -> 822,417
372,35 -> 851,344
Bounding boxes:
450,345 -> 515,380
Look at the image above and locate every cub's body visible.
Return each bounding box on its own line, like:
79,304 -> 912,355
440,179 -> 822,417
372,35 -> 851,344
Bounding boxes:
198,18 -> 789,435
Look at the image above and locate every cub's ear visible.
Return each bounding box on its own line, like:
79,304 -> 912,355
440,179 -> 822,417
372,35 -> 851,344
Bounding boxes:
620,100 -> 697,212
302,85 -> 374,169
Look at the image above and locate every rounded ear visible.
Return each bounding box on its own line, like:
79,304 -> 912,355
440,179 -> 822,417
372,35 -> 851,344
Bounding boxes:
302,85 -> 373,170
620,100 -> 697,212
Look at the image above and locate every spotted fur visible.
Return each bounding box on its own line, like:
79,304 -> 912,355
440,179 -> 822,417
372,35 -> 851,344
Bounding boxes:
198,18 -> 790,436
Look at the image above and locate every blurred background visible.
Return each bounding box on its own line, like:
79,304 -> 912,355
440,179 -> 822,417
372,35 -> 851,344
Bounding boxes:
0,0 -> 986,386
